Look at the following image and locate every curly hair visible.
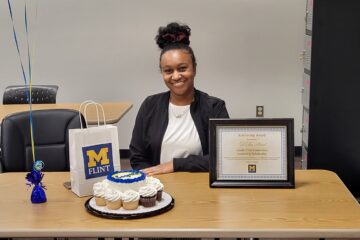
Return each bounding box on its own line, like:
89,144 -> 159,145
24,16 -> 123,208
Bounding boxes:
155,22 -> 197,70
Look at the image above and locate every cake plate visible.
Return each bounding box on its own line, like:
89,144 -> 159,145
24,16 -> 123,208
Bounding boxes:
85,192 -> 174,219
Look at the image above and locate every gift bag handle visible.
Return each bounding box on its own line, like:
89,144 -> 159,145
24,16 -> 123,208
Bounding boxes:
78,100 -> 106,128
79,100 -> 103,128
83,101 -> 106,126
80,100 -> 106,128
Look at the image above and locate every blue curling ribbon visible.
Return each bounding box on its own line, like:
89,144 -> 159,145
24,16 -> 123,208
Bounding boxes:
7,0 -> 28,88
8,1 -> 36,161
8,1 -> 45,204
26,161 -> 47,204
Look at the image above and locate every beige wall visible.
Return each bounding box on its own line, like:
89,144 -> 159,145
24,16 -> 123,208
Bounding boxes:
0,0 -> 306,148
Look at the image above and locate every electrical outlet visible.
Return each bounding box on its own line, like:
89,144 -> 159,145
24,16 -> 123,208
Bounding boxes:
256,106 -> 264,117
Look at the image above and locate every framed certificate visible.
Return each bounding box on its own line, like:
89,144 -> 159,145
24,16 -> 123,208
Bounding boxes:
209,119 -> 295,188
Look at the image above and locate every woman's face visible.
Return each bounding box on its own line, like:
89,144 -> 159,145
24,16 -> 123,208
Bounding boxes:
160,49 -> 196,99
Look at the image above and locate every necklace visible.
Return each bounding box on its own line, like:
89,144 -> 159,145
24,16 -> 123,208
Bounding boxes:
169,103 -> 190,118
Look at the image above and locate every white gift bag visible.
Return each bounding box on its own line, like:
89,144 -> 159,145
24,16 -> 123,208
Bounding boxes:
69,101 -> 121,197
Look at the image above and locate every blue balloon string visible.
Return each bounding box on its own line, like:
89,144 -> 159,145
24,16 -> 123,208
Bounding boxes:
24,1 -> 36,161
7,0 -> 28,93
25,2 -> 32,83
7,0 -> 36,162
9,0 -> 45,204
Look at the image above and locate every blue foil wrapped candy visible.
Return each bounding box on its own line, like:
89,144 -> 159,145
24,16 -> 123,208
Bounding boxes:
26,161 -> 47,204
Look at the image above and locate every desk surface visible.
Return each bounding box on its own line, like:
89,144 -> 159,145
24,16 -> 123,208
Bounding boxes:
0,102 -> 132,124
0,170 -> 359,238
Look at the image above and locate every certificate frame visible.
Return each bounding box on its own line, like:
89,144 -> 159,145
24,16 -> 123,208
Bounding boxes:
209,118 -> 295,188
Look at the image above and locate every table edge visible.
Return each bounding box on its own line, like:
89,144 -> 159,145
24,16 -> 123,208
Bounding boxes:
1,228 -> 360,238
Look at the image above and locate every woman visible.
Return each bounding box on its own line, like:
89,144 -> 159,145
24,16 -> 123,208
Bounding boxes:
130,22 -> 229,175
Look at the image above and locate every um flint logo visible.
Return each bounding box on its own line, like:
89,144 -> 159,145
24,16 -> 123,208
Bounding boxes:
82,143 -> 114,179
248,164 -> 256,173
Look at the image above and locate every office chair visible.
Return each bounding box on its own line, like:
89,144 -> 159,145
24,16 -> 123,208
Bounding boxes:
1,85 -> 59,172
2,85 -> 59,104
0,109 -> 85,172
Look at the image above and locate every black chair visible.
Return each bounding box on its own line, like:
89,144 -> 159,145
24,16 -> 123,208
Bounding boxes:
0,109 -> 85,172
2,85 -> 59,104
1,85 -> 59,162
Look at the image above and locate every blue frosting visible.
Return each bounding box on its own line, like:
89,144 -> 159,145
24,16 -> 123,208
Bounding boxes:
107,170 -> 146,183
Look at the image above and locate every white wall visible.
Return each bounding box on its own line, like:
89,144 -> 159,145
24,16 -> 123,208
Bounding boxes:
0,0 -> 306,148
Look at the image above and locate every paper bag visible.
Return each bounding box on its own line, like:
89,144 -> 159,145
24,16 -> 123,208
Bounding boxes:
69,101 -> 121,197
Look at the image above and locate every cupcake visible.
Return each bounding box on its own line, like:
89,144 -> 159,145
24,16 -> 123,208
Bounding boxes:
122,190 -> 140,210
93,180 -> 107,206
145,176 -> 157,185
146,177 -> 164,201
104,189 -> 122,210
139,186 -> 157,207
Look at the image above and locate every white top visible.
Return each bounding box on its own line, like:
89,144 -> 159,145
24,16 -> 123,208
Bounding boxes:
160,102 -> 203,164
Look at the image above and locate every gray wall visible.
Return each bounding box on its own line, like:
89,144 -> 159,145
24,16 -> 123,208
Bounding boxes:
0,0 -> 306,149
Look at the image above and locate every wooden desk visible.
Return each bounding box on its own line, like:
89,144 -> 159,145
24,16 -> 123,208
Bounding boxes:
0,170 -> 359,238
0,102 -> 132,125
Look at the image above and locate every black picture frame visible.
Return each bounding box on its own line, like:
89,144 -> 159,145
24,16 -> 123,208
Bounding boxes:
209,118 -> 295,188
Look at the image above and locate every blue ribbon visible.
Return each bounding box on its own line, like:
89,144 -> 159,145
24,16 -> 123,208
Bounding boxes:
8,1 -> 45,204
7,0 -> 28,91
8,0 -> 36,162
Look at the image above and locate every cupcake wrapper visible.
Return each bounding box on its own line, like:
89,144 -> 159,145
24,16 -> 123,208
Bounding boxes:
123,200 -> 139,210
106,199 -> 122,210
156,190 -> 163,201
94,197 -> 106,206
140,195 -> 156,207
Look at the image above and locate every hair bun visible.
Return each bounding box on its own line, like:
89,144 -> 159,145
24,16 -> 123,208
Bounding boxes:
156,22 -> 191,49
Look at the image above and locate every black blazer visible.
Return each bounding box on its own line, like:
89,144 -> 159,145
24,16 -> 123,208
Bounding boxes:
130,89 -> 229,172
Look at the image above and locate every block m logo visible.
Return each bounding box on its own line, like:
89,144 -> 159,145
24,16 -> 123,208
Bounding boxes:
82,143 -> 114,179
248,164 -> 256,173
87,147 -> 110,168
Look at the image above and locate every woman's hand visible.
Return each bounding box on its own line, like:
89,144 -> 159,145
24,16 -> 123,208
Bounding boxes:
142,161 -> 174,176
